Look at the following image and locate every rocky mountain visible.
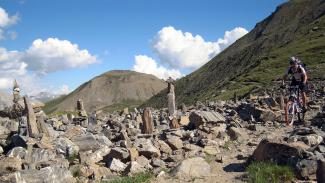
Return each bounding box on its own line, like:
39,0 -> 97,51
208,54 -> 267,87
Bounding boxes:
43,70 -> 167,114
144,0 -> 325,108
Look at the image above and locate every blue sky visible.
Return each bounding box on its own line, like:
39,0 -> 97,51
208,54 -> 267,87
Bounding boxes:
0,0 -> 286,95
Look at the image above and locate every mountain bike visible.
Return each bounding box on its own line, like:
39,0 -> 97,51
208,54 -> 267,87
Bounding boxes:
284,85 -> 305,126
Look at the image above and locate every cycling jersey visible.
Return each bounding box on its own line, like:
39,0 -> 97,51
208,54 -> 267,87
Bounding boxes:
285,65 -> 306,82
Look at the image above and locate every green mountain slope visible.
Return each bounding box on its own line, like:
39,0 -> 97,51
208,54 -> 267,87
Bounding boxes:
143,0 -> 325,108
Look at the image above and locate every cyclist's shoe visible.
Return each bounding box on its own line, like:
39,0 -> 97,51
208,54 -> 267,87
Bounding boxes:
302,106 -> 307,113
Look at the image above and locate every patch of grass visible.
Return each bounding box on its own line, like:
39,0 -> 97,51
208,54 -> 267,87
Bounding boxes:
246,162 -> 294,183
99,99 -> 144,113
67,153 -> 79,164
103,172 -> 154,183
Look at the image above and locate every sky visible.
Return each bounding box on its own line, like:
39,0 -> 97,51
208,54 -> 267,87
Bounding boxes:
0,0 -> 287,96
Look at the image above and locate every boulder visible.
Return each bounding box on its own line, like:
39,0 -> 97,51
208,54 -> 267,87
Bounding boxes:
7,147 -> 27,159
123,161 -> 146,176
189,111 -> 225,128
55,137 -> 79,157
171,157 -> 211,178
166,137 -> 183,150
15,164 -> 75,183
107,158 -> 127,172
71,134 -> 101,152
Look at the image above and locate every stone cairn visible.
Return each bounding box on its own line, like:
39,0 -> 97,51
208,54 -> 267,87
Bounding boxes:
73,99 -> 88,127
166,77 -> 179,129
141,107 -> 154,134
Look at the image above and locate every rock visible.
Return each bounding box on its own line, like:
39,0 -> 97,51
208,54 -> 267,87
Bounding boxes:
227,127 -> 247,141
0,146 -> 3,154
62,126 -> 86,139
0,157 -> 22,173
179,116 -> 190,126
252,138 -> 305,165
137,139 -> 161,159
15,164 -> 75,183
169,117 -> 180,129
151,158 -> 166,168
85,145 -> 111,164
135,155 -> 152,170
166,137 -> 183,150
301,134 -> 323,146
210,123 -> 227,135
123,161 -> 146,176
259,109 -> 277,122
141,108 -> 154,134
171,157 -> 211,178
0,126 -> 10,140
71,134 -> 101,152
30,148 -> 56,164
55,137 -> 79,157
203,146 -> 220,155
189,111 -> 226,128
107,158 -> 127,172
7,147 -> 27,159
128,147 -> 139,161
106,147 -> 130,161
296,159 -> 317,179
317,159 -> 325,183
24,96 -> 39,137
154,140 -> 172,155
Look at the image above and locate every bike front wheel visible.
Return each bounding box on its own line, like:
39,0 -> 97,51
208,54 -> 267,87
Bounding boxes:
285,101 -> 296,126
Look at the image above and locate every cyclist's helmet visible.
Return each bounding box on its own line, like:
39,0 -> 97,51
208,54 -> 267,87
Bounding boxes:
289,56 -> 300,65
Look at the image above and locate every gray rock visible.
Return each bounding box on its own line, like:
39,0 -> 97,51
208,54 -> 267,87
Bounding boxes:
137,139 -> 161,159
71,134 -> 101,152
0,146 -> 3,154
107,158 -> 127,172
166,137 -> 183,150
189,111 -> 225,128
227,127 -> 247,141
151,158 -> 166,168
300,134 -> 323,146
171,157 -> 211,178
317,159 -> 325,183
55,137 -> 79,157
7,147 -> 27,159
0,126 -> 10,140
296,159 -> 317,179
30,148 -> 56,164
135,155 -> 152,170
14,164 -> 75,183
123,161 -> 146,176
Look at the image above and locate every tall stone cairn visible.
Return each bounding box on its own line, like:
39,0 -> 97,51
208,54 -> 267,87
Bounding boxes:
167,77 -> 176,117
77,99 -> 88,117
23,96 -> 39,138
141,107 -> 154,134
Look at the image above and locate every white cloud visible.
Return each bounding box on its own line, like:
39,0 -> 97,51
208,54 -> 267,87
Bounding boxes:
0,7 -> 19,40
0,7 -> 19,28
133,55 -> 182,80
23,38 -> 98,74
152,26 -> 248,70
0,38 -> 97,95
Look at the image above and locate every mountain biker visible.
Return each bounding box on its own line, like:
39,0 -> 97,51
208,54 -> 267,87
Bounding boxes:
282,56 -> 308,112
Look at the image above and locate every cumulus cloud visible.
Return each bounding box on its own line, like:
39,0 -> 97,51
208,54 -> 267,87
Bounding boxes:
0,7 -> 19,28
0,7 -> 19,40
23,38 -> 98,74
133,55 -> 182,80
152,26 -> 248,70
56,84 -> 70,95
0,38 -> 97,94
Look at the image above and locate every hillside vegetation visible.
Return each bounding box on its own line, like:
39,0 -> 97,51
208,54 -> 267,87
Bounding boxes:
143,0 -> 325,108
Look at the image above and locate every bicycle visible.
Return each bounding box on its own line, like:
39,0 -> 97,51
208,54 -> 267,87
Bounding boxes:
284,85 -> 305,126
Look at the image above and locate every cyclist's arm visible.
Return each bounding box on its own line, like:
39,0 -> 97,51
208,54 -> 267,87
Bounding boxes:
301,67 -> 307,84
282,68 -> 290,84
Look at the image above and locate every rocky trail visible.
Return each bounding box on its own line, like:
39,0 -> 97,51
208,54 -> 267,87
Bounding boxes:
0,80 -> 324,183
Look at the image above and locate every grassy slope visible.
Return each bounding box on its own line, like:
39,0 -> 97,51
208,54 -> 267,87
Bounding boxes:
142,0 -> 325,109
